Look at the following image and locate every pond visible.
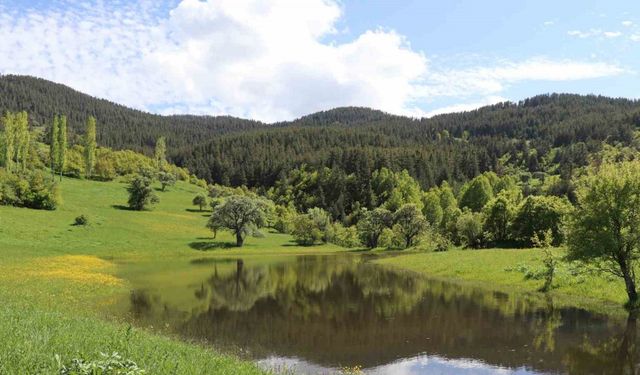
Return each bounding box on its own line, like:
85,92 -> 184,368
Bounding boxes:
109,254 -> 637,374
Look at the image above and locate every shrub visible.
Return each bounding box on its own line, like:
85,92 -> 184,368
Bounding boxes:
74,215 -> 89,226
57,352 -> 145,375
0,169 -> 59,210
127,176 -> 159,211
327,222 -> 361,248
456,210 -> 484,248
291,213 -> 325,245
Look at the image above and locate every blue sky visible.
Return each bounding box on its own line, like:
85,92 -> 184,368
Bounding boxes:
0,0 -> 637,121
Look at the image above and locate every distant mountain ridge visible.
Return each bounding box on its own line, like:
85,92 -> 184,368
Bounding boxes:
1,74 -> 639,188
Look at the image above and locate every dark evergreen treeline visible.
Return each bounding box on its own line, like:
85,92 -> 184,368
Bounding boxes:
0,75 -> 263,154
2,74 -> 639,190
177,95 -> 640,188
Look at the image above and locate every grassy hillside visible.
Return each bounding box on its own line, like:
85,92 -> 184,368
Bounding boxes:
375,248 -> 628,316
0,177 -> 340,374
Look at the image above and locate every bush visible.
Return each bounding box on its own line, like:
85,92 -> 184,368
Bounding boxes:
0,169 -> 59,210
127,176 -> 159,211
378,227 -> 403,249
57,352 -> 145,375
456,210 -> 484,248
74,215 -> 89,226
327,222 -> 361,248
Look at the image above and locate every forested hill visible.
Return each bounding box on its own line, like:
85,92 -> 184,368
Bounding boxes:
176,94 -> 640,188
0,75 -> 263,153
2,74 -> 640,189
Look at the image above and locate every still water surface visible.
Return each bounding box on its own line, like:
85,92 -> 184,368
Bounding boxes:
110,254 -> 637,374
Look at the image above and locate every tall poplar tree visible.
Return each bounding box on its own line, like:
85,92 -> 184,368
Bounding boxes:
57,115 -> 67,181
50,115 -> 59,177
15,111 -> 29,172
84,116 -> 97,178
2,112 -> 16,173
155,136 -> 167,170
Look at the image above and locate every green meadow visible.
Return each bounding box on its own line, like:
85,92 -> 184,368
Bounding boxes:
0,177 -> 341,374
0,177 -> 632,373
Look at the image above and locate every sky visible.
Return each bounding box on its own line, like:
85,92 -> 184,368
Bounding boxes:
0,0 -> 638,122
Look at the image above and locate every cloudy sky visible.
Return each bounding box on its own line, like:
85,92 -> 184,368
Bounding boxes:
0,0 -> 638,122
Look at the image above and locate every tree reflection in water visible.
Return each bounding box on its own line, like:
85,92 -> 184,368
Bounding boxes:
123,255 -> 637,374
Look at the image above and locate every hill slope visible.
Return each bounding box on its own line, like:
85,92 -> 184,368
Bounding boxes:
2,75 -> 639,188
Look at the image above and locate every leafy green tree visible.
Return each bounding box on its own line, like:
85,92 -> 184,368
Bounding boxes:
49,115 -> 59,177
127,176 -> 159,211
158,171 -> 176,191
84,116 -> 97,178
1,111 -> 16,172
422,190 -> 443,228
357,207 -> 392,248
512,195 -> 571,246
291,207 -> 331,245
482,189 -> 520,243
393,204 -> 429,248
459,175 -> 493,212
291,214 -> 325,245
207,195 -> 267,247
567,161 -> 640,305
57,115 -> 67,181
456,210 -> 484,248
155,136 -> 167,170
192,193 -> 208,211
438,181 -> 457,211
372,168 -> 423,211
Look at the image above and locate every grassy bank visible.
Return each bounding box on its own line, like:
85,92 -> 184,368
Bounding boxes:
0,177 -> 341,374
375,248 -> 628,316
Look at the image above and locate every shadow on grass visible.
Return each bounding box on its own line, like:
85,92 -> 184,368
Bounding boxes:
189,241 -> 236,251
111,204 -> 134,211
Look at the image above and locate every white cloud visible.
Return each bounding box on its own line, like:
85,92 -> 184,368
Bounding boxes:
424,96 -> 508,118
622,20 -> 633,27
0,1 -> 628,121
631,34 -> 640,42
603,31 -> 622,38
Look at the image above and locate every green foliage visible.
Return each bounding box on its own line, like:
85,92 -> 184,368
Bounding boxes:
327,222 -> 361,248
532,229 -> 556,292
273,204 -> 297,234
1,111 -> 30,173
421,190 -> 443,228
482,189 -> 520,243
74,214 -> 89,226
127,176 -> 159,211
0,169 -> 59,210
459,174 -> 493,212
192,193 -> 207,211
567,161 -> 640,303
372,168 -> 423,212
378,227 -> 401,249
154,137 -> 166,170
357,207 -> 393,248
456,210 -> 484,248
512,195 -> 572,246
84,116 -> 97,178
57,352 -> 146,375
291,208 -> 331,246
158,172 -> 176,192
393,204 -> 429,249
207,195 -> 268,247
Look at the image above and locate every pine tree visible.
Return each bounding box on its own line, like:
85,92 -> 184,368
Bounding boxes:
84,116 -> 97,178
155,136 -> 166,170
50,115 -> 59,177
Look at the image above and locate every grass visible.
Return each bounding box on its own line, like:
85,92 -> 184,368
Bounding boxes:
375,247 -> 629,317
0,176 -> 634,372
0,177 -> 341,374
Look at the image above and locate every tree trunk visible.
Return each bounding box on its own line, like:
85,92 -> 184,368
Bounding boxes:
236,231 -> 244,247
620,258 -> 638,304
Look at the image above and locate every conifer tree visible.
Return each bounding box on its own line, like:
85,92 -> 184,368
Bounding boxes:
84,116 -> 97,178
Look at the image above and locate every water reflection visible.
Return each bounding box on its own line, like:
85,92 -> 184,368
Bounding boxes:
117,255 -> 637,374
